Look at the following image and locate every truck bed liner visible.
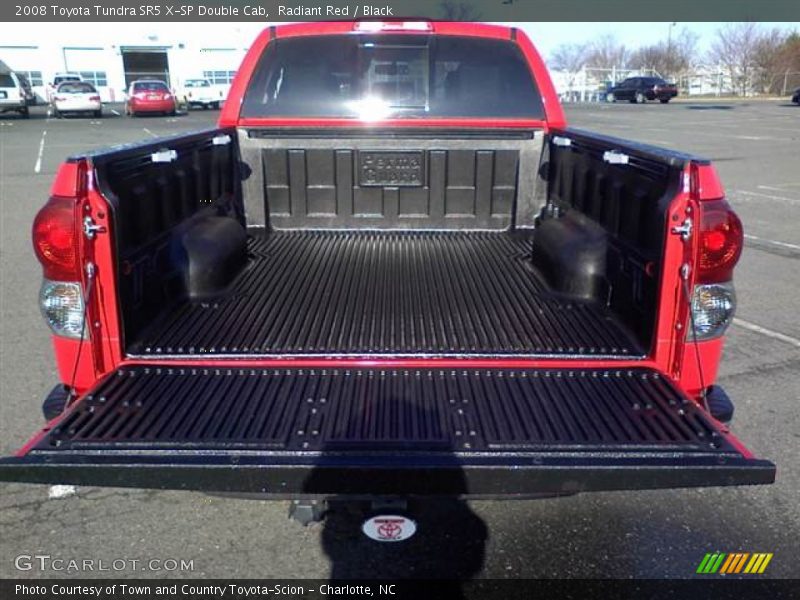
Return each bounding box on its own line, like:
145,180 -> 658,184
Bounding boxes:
41,366 -> 726,453
129,231 -> 641,358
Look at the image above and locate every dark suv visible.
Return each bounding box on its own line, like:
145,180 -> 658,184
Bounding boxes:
607,77 -> 678,104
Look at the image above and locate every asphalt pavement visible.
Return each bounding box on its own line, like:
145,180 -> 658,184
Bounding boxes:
0,100 -> 798,579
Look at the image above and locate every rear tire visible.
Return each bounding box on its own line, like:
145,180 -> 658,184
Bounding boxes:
20,106 -> 30,119
94,109 -> 102,118
660,98 -> 670,104
211,101 -> 220,110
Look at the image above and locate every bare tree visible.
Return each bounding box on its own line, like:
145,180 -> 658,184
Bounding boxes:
549,43 -> 589,98
438,1 -> 481,20
629,28 -> 698,79
585,35 -> 630,71
708,23 -> 762,96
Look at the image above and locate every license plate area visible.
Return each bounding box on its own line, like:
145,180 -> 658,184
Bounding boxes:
358,150 -> 425,187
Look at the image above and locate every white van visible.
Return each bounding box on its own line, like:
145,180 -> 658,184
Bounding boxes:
0,68 -> 30,118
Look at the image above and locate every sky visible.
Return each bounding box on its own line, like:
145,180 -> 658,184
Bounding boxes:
514,22 -> 799,58
4,21 -> 799,62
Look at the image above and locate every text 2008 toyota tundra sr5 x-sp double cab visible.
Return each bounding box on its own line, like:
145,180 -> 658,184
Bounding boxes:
0,22 -> 775,520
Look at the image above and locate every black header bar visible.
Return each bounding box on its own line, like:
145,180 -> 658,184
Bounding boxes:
3,0 -> 799,22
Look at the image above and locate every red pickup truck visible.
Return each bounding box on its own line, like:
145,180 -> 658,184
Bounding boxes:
0,22 -> 774,510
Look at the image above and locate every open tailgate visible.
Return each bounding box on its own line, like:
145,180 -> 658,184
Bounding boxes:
0,366 -> 774,495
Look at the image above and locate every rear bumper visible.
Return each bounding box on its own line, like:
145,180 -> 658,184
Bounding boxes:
54,101 -> 101,112
0,365 -> 775,496
130,100 -> 175,112
649,90 -> 678,100
0,452 -> 775,496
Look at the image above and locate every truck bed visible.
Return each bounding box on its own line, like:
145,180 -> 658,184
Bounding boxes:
129,231 -> 642,358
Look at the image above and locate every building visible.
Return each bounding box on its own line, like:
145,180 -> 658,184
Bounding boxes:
0,22 -> 265,102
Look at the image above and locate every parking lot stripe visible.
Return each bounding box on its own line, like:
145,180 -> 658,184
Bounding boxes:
111,109 -> 120,116
744,234 -> 800,252
733,318 -> 800,348
143,128 -> 157,138
34,130 -> 47,173
736,190 -> 800,205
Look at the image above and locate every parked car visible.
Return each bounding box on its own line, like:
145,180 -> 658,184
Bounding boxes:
0,21 -> 774,536
178,78 -> 223,110
792,87 -> 800,105
606,77 -> 678,103
125,80 -> 176,117
46,72 -> 82,102
51,81 -> 102,118
0,68 -> 30,118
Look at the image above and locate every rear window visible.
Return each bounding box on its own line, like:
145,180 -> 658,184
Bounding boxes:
54,76 -> 80,85
0,73 -> 15,87
58,82 -> 97,93
133,81 -> 168,92
186,80 -> 211,88
241,34 -> 544,119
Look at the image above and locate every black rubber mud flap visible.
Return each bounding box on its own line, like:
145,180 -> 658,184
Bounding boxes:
0,366 -> 775,495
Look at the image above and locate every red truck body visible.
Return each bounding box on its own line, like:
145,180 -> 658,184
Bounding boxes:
0,21 -> 774,496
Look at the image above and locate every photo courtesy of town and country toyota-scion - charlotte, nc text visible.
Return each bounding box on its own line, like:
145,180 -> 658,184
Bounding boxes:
14,584 -> 393,597
14,3 -> 395,18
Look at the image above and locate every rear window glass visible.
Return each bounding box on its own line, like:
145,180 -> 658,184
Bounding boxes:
58,82 -> 97,93
133,81 -> 168,92
0,73 -> 15,87
242,34 -> 544,119
185,80 -> 211,88
54,76 -> 80,85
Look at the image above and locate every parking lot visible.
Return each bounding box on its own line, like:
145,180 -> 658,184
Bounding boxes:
1,100 -> 798,579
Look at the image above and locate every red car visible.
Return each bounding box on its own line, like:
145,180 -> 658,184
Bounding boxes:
125,79 -> 176,116
0,21 -> 773,527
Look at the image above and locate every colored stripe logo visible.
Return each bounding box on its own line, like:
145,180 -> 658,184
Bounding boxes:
697,552 -> 773,574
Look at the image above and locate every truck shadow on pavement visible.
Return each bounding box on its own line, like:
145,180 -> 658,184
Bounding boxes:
301,395 -> 488,593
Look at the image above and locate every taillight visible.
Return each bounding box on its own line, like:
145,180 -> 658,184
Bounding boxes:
690,282 -> 736,341
696,198 -> 743,283
40,280 -> 85,338
687,165 -> 743,341
89,95 -> 100,102
32,196 -> 80,281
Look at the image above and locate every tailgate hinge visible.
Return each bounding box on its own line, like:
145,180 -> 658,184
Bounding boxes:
671,217 -> 693,241
83,216 -> 106,239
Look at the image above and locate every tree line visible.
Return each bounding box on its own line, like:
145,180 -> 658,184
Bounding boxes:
550,23 -> 800,95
